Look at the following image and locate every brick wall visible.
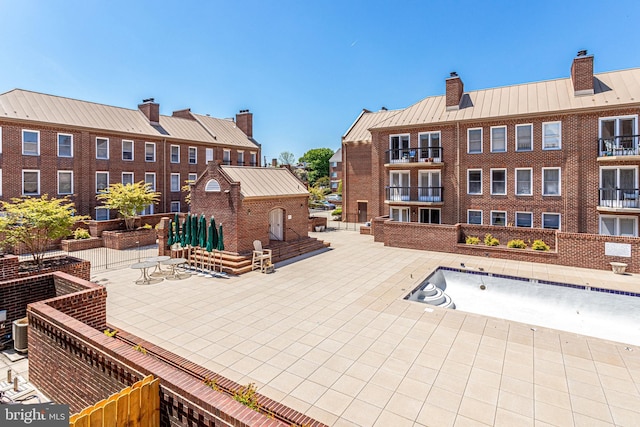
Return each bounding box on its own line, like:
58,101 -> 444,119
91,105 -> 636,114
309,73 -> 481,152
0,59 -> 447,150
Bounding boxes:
342,141 -> 373,222
61,237 -> 104,252
88,213 -> 167,237
0,273 -> 53,338
17,256 -> 91,281
374,217 -> 640,273
102,229 -> 158,250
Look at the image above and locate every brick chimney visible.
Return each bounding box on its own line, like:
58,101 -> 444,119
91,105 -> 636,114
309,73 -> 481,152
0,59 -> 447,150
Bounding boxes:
138,98 -> 160,124
445,72 -> 464,111
571,50 -> 594,96
236,109 -> 253,138
172,108 -> 196,120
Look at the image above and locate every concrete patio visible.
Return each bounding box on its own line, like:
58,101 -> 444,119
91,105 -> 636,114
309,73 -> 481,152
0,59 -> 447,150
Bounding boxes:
96,228 -> 640,427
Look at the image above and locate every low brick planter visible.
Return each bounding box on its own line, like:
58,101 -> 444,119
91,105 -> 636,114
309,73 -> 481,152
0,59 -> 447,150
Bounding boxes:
102,229 -> 157,250
61,237 -> 103,252
308,216 -> 327,232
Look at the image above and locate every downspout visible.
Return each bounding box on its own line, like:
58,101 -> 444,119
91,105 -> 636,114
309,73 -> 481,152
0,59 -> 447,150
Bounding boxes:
456,122 -> 460,224
163,138 -> 167,212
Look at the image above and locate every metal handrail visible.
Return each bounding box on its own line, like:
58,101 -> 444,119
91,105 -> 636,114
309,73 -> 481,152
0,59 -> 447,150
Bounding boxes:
598,135 -> 639,156
385,186 -> 443,202
385,147 -> 443,163
598,188 -> 640,208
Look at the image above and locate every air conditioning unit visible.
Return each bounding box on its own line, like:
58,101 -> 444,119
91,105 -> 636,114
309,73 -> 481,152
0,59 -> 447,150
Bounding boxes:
13,317 -> 28,353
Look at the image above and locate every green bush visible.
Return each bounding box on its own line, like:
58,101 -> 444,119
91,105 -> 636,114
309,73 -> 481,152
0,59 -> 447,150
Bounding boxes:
465,236 -> 480,245
141,223 -> 152,229
507,239 -> 527,249
331,207 -> 342,216
73,228 -> 91,240
532,239 -> 550,251
484,233 -> 499,246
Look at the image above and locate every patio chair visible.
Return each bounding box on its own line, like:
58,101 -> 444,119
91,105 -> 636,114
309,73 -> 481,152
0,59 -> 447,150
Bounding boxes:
252,240 -> 272,272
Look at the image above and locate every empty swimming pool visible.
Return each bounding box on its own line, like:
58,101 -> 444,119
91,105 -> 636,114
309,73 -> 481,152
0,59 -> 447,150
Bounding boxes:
406,267 -> 640,346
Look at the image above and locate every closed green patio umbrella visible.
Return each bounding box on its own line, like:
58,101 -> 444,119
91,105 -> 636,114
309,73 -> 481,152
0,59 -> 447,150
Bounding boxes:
190,214 -> 198,247
174,213 -> 180,245
199,214 -> 207,248
206,217 -> 215,252
167,218 -> 174,246
183,215 -> 191,246
217,223 -> 224,251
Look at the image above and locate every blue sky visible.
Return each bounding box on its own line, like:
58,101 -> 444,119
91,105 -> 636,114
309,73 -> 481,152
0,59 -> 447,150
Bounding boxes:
2,1 -> 640,162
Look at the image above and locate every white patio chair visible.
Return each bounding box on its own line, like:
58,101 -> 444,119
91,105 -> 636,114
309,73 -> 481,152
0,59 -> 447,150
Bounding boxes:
252,240 -> 272,272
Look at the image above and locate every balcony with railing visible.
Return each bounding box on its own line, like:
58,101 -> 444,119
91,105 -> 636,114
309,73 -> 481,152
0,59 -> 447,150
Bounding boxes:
598,188 -> 640,211
385,147 -> 443,165
385,186 -> 443,203
598,136 -> 640,159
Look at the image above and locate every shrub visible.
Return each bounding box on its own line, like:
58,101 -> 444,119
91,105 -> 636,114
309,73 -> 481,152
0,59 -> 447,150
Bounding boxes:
73,228 -> 91,240
331,207 -> 342,216
465,236 -> 480,245
141,223 -> 152,229
484,233 -> 499,246
532,239 -> 550,251
507,239 -> 527,249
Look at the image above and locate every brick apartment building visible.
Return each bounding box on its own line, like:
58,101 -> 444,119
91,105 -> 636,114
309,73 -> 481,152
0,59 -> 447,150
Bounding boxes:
0,89 -> 261,219
342,51 -> 640,237
328,147 -> 342,192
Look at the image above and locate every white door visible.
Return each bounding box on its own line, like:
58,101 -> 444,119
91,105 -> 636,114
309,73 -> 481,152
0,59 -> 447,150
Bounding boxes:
269,208 -> 284,240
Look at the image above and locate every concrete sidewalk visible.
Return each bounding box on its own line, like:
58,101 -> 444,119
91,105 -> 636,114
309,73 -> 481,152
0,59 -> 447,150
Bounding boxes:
97,228 -> 640,426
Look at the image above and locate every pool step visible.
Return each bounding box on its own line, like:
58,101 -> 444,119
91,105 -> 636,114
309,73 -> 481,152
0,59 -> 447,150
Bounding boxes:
412,282 -> 456,309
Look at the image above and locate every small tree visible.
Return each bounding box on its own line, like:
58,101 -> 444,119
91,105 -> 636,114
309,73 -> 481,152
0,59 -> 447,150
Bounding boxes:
96,182 -> 160,230
278,151 -> 296,166
0,195 -> 89,269
182,179 -> 195,207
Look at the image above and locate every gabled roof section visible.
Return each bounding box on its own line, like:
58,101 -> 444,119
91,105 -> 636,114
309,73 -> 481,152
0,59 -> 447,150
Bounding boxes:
329,148 -> 342,163
221,166 -> 308,198
0,89 -> 257,148
342,108 -> 402,143
193,114 -> 260,149
373,68 -> 640,129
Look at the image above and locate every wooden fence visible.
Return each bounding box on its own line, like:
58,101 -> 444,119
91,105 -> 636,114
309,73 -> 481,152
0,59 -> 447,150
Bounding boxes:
69,375 -> 160,427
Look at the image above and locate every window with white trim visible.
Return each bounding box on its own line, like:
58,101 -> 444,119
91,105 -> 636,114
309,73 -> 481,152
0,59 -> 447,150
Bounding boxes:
390,134 -> 410,162
542,213 -> 561,230
389,171 -> 410,201
419,132 -> 441,160
542,168 -> 561,196
390,207 -> 410,222
515,168 -> 532,195
23,130 -> 40,155
600,215 -> 637,237
170,201 -> 181,213
491,169 -> 506,195
58,171 -> 73,195
96,172 -> 109,193
145,142 -> 156,162
96,137 -> 109,159
600,167 -> 638,208
188,173 -> 197,182
516,124 -> 532,151
491,211 -> 506,226
237,151 -> 244,165
418,170 -> 441,201
490,126 -> 506,152
515,212 -> 533,228
142,173 -> 156,215
205,148 -> 214,164
122,172 -> 134,185
250,152 -> 257,166
95,208 -> 110,221
188,147 -> 197,164
170,145 -> 180,163
170,173 -> 180,192
58,133 -> 73,157
419,208 -> 440,224
223,149 -> 231,164
23,170 -> 40,195
467,210 -> 482,225
122,140 -> 134,160
467,169 -> 482,195
599,116 -> 637,155
543,122 -> 561,150
467,128 -> 482,154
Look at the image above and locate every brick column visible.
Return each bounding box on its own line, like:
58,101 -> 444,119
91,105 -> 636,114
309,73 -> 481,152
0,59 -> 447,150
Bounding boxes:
0,255 -> 19,281
157,217 -> 170,256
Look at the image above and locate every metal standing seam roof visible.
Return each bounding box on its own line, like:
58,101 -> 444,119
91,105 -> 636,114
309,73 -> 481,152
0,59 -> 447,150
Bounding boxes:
220,166 -> 308,198
371,68 -> 640,130
342,108 -> 403,143
0,89 -> 258,148
328,148 -> 342,163
192,113 -> 260,149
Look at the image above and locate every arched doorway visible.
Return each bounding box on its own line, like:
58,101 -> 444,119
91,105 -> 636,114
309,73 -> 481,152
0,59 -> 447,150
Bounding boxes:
269,208 -> 284,240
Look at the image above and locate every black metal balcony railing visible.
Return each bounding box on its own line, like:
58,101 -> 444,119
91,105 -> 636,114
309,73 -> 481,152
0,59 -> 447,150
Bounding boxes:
599,188 -> 640,209
385,147 -> 443,164
248,161 -> 258,167
222,159 -> 232,165
598,135 -> 639,157
237,161 -> 245,166
385,186 -> 443,202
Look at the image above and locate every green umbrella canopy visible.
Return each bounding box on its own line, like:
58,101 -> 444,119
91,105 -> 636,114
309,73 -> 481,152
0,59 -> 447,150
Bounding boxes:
167,219 -> 174,245
217,223 -> 224,251
206,217 -> 215,252
199,214 -> 207,248
183,215 -> 191,246
191,214 -> 198,247
174,213 -> 180,239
